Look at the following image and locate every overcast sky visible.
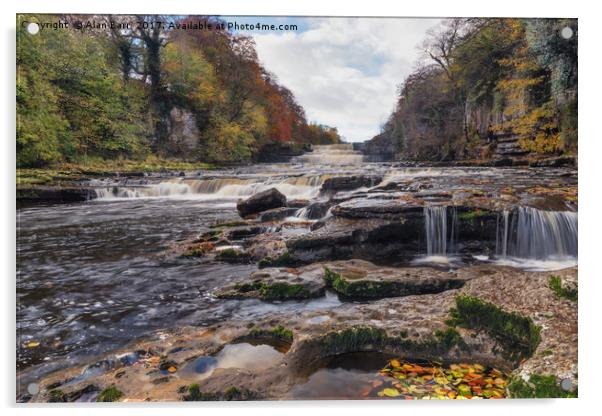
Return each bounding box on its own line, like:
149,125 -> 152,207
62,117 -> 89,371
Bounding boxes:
232,17 -> 441,142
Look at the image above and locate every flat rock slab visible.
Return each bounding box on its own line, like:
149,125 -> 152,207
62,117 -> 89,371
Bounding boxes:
320,175 -> 383,193
216,259 -> 469,301
323,259 -> 468,299
215,264 -> 326,301
331,197 -> 423,220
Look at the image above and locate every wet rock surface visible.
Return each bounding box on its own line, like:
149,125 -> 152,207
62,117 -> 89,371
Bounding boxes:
26,264 -> 577,402
215,264 -> 327,301
320,175 -> 383,194
215,260 -> 469,301
237,187 -> 287,218
322,259 -> 468,299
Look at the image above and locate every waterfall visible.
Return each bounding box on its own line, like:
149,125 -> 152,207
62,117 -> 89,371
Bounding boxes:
496,207 -> 578,259
94,175 -> 329,201
496,210 -> 510,257
291,144 -> 364,165
424,206 -> 457,256
295,207 -> 309,219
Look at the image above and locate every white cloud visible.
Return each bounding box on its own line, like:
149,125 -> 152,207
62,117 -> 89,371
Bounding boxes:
252,17 -> 441,142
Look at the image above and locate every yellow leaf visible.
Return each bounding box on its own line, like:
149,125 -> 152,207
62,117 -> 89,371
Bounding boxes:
382,388 -> 401,397
435,377 -> 449,385
27,341 -> 40,348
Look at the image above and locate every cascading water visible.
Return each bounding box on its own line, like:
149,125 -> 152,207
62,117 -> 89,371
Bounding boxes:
292,144 -> 364,165
93,144 -> 368,201
94,175 -> 329,201
423,206 -> 457,256
496,207 -> 578,260
425,206 -> 447,255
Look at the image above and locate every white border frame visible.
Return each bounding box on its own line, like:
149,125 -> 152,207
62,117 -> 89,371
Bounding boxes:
3,1 -> 599,415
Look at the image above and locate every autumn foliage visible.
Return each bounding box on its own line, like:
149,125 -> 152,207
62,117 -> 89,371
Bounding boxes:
377,18 -> 577,161
17,15 -> 340,167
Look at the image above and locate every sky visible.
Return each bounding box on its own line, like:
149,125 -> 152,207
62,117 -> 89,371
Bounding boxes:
225,16 -> 442,142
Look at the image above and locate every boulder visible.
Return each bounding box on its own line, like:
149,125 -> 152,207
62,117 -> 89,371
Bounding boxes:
236,188 -> 287,218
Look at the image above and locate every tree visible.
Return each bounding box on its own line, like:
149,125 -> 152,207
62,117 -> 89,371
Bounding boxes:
17,16 -> 67,166
375,18 -> 578,161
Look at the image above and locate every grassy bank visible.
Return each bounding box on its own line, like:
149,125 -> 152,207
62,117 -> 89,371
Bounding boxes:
17,157 -> 219,186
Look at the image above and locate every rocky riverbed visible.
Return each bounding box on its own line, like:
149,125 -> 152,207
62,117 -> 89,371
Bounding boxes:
17,146 -> 578,402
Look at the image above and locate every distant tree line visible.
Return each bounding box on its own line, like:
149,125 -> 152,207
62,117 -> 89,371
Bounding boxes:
16,15 -> 341,167
375,18 -> 577,161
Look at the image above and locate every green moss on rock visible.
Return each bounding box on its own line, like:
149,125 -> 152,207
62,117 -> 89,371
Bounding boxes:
458,209 -> 489,221
182,384 -> 217,401
323,267 -> 463,299
233,280 -> 264,293
215,248 -> 250,263
316,326 -> 468,359
258,282 -> 310,300
258,252 -> 293,268
223,386 -> 242,401
434,327 -> 469,350
222,280 -> 314,301
96,386 -> 123,402
249,325 -> 293,343
549,275 -> 577,301
48,389 -> 66,403
508,375 -> 577,398
182,384 -> 255,401
451,294 -> 541,361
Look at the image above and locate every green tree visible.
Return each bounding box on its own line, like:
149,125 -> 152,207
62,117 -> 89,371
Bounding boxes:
17,16 -> 68,167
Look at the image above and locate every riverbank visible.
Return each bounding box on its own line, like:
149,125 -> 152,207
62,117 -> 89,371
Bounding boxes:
17,158 -> 219,185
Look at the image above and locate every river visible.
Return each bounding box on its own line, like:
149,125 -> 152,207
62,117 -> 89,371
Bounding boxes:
16,144 -> 578,391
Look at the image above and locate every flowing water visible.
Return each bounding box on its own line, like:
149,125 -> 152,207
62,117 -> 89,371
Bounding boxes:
16,148 -> 578,389
493,206 -> 578,270
414,206 -> 459,266
291,143 -> 364,165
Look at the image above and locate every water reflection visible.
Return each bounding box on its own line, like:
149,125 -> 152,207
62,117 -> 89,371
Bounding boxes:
182,343 -> 284,380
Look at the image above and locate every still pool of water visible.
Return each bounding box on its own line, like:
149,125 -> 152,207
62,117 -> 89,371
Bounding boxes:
291,354 -> 510,400
291,352 -> 394,399
182,342 -> 285,380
